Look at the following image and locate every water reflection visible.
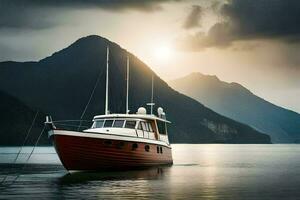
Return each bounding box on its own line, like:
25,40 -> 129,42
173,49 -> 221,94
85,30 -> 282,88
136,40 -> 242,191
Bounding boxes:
54,167 -> 172,199
59,167 -> 169,184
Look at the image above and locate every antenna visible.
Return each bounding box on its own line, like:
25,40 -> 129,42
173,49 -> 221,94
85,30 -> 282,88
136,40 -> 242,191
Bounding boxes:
126,54 -> 129,114
105,46 -> 109,115
147,74 -> 155,115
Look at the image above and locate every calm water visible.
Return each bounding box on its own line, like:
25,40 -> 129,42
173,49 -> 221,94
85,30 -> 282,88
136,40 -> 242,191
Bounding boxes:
1,144 -> 300,199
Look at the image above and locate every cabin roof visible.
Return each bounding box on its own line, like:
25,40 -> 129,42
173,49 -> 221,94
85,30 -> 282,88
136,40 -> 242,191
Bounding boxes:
93,114 -> 171,123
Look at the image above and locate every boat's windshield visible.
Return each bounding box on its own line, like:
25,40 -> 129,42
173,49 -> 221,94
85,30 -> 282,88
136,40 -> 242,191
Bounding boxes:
104,120 -> 113,127
91,119 -> 137,129
113,120 -> 125,128
92,120 -> 104,128
124,120 -> 136,129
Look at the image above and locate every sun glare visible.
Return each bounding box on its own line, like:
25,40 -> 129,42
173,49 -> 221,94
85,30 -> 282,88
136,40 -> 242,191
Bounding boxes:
154,45 -> 172,61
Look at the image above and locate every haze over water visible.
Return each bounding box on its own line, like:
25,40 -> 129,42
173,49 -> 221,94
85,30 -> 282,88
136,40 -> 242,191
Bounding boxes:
1,144 -> 300,199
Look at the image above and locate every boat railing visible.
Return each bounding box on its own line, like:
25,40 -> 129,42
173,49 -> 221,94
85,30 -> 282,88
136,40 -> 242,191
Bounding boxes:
51,120 -> 93,132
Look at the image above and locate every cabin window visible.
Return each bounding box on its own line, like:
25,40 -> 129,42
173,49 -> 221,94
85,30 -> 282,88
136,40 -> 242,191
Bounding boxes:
160,146 -> 163,154
157,146 -> 159,153
113,120 -> 125,128
141,122 -> 148,131
93,120 -> 104,128
104,120 -> 114,127
125,120 -> 136,129
138,122 -> 142,130
147,122 -> 153,132
145,145 -> 150,152
157,121 -> 167,135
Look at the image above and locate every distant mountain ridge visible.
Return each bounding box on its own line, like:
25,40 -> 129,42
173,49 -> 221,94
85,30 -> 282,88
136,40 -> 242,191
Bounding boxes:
0,35 -> 271,145
169,72 -> 300,143
0,91 -> 47,145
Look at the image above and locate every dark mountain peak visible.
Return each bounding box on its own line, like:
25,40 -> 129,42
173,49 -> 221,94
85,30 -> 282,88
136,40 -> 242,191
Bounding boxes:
40,35 -> 125,63
77,35 -> 107,42
71,35 -> 121,49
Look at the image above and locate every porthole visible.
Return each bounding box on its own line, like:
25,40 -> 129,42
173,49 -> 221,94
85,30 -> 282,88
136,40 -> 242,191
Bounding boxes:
160,147 -> 163,154
132,143 -> 138,150
145,145 -> 150,152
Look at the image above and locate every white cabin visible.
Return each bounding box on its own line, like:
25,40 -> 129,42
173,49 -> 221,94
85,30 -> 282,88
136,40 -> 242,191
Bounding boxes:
84,113 -> 171,144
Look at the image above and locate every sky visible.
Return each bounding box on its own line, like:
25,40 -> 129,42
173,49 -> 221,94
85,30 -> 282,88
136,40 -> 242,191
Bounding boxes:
0,0 -> 299,113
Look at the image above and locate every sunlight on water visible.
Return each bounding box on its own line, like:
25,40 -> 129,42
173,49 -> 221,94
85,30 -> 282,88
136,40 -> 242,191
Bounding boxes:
1,144 -> 300,199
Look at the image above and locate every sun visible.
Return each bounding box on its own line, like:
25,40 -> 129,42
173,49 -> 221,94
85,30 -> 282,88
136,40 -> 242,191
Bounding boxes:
154,45 -> 172,61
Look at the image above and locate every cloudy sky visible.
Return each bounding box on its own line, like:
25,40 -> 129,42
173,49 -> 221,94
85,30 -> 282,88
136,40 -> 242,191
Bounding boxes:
0,0 -> 300,112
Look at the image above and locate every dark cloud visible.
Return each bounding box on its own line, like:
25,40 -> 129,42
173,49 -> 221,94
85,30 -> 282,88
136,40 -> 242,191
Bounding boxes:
183,5 -> 202,29
0,5 -> 59,29
210,0 -> 223,13
176,22 -> 235,51
0,0 -> 180,29
222,0 -> 300,40
10,0 -> 176,11
178,0 -> 300,51
0,0 -> 180,10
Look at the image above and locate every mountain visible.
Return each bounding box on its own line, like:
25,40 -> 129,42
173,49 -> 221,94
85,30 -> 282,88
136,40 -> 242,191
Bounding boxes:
169,72 -> 300,143
0,91 -> 47,145
0,35 -> 271,145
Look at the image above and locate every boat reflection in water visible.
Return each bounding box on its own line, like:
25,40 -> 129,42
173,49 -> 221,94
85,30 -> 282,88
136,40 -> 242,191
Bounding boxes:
59,166 -> 170,185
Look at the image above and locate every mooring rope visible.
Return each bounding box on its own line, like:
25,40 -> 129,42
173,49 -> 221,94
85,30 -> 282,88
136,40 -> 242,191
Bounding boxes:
9,125 -> 46,185
1,117 -> 45,185
1,111 -> 40,184
13,111 -> 39,163
24,125 -> 45,164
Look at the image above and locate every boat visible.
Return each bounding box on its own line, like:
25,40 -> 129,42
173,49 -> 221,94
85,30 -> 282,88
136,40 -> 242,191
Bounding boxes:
45,47 -> 173,171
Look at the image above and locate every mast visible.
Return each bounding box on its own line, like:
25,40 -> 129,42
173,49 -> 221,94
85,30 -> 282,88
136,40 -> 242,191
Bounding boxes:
126,55 -> 129,114
105,46 -> 109,115
147,74 -> 155,115
150,74 -> 154,115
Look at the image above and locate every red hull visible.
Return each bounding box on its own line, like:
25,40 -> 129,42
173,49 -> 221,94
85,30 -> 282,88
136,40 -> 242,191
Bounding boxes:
52,134 -> 173,171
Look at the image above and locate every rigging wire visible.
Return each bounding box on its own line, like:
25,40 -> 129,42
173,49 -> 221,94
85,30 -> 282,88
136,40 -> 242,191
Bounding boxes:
77,68 -> 104,130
